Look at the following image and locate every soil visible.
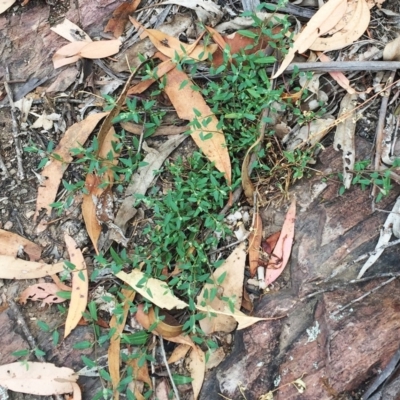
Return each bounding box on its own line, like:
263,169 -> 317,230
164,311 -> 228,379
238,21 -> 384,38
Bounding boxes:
2,0 -> 400,399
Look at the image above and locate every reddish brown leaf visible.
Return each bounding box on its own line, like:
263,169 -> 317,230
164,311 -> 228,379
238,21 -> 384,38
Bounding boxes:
248,213 -> 262,277
104,0 -> 141,38
0,229 -> 41,261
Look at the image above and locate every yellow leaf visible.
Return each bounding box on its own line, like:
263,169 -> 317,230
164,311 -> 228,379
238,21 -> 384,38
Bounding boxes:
64,234 -> 88,338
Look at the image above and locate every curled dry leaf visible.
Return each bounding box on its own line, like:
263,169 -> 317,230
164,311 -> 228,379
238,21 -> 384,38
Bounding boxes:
34,112 -> 108,227
272,0 -> 348,78
0,229 -> 41,261
248,213 -> 263,277
51,18 -> 92,43
148,307 -> 183,338
19,283 -> 67,306
187,346 -> 206,400
310,0 -> 370,52
168,343 -> 191,364
64,234 -> 88,339
265,198 -> 296,286
0,362 -> 79,397
0,256 -> 64,279
334,93 -> 358,189
357,196 -> 400,279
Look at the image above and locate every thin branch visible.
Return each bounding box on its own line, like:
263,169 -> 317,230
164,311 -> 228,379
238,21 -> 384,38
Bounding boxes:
159,336 -> 180,400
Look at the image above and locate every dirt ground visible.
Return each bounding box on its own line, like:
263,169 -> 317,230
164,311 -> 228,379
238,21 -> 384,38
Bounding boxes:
2,0 -> 400,399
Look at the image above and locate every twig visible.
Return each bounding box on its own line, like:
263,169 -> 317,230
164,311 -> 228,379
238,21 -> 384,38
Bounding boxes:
4,66 -> 24,180
330,277 -> 396,316
303,271 -> 400,300
159,336 -> 180,400
269,61 -> 400,74
372,71 -> 396,207
8,299 -> 64,400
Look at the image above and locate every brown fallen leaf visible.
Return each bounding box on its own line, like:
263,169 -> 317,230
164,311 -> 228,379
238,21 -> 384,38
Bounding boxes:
160,53 -> 231,185
82,126 -> 119,253
265,198 -> 296,285
0,256 -> 64,279
19,283 -> 67,306
272,0 -> 348,78
197,243 -> 246,334
104,0 -> 141,38
34,112 -> 108,226
0,229 -> 41,261
187,345 -> 205,400
64,234 -> 88,338
0,362 -> 80,397
109,288 -> 136,400
148,307 -> 183,338
248,212 -> 263,277
310,0 -> 370,52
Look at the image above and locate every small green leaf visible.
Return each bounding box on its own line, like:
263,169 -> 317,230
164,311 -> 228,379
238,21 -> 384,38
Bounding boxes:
73,341 -> 92,350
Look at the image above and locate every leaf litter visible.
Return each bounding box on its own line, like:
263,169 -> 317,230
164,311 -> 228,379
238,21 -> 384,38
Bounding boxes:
2,0 -> 400,398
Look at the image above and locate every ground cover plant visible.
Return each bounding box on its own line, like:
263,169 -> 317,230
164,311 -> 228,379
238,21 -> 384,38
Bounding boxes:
2,0 -> 400,399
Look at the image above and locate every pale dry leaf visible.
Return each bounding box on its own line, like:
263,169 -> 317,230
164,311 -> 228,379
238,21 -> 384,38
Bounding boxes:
383,36 -> 400,61
272,0 -> 348,78
197,243 -> 246,334
52,41 -> 88,69
0,256 -> 64,279
112,134 -> 187,236
162,56 -> 231,185
205,347 -> 225,370
34,112 -> 108,225
0,362 -> 79,396
196,304 -> 270,330
19,283 -> 67,306
265,197 -> 296,286
358,196 -> 400,278
249,213 -> 263,277
0,229 -> 41,261
51,18 -> 92,43
0,0 -> 16,14
310,0 -> 370,52
64,234 -> 89,338
284,117 -> 335,150
334,93 -> 358,188
187,346 -> 205,400
79,39 -> 122,59
116,270 -> 188,310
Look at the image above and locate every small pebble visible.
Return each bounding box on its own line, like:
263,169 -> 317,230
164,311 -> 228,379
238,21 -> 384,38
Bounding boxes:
3,221 -> 13,230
